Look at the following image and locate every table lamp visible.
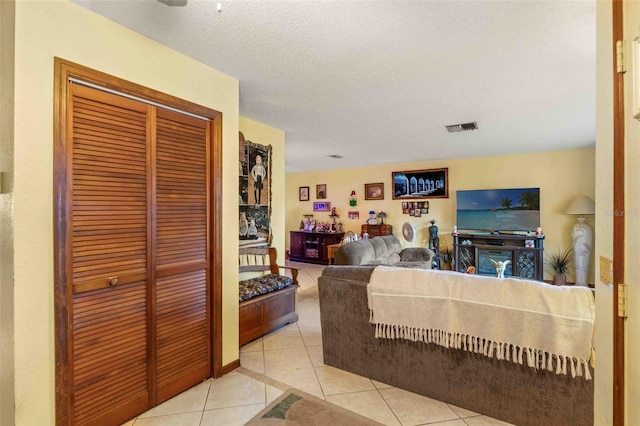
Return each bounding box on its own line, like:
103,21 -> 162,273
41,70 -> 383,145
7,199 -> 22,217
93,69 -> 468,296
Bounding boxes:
377,211 -> 387,225
564,195 -> 595,286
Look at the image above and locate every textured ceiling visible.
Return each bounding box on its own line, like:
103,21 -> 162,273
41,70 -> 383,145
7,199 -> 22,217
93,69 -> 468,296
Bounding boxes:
73,0 -> 596,173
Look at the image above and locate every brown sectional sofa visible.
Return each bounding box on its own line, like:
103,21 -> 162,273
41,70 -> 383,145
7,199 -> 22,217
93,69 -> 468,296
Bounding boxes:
318,266 -> 594,426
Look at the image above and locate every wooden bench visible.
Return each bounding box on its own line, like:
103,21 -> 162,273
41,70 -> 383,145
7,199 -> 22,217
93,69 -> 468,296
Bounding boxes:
239,247 -> 299,346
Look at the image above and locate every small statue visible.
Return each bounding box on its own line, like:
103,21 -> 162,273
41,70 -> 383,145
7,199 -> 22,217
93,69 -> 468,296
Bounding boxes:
491,259 -> 511,279
239,211 -> 248,236
428,219 -> 439,251
367,210 -> 377,225
247,218 -> 258,238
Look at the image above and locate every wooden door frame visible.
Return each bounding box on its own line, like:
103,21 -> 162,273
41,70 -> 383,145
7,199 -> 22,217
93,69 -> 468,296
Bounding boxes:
53,58 -> 224,425
611,1 -> 625,424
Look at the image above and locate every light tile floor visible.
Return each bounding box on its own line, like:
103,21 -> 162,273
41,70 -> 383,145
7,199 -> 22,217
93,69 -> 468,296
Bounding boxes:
123,261 -> 512,426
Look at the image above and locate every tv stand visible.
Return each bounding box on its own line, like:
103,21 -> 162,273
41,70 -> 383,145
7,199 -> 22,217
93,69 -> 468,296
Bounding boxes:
453,233 -> 544,281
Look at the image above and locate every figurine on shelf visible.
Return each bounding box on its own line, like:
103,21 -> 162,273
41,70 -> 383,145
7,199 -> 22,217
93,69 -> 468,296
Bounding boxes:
239,211 -> 248,237
491,259 -> 511,279
367,210 -> 377,225
315,221 -> 330,232
304,216 -> 316,232
247,218 -> 258,238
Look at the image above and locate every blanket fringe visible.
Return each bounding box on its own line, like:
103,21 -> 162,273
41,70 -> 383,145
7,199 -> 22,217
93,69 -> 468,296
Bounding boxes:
372,318 -> 592,380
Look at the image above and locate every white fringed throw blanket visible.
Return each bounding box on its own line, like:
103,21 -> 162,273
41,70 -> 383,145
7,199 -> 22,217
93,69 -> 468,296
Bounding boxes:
367,267 -> 596,379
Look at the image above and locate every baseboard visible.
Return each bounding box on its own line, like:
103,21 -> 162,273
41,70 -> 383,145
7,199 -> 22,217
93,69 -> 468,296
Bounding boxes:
219,359 -> 241,376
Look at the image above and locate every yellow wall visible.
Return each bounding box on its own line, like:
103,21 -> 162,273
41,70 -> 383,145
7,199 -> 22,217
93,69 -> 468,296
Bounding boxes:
286,148 -> 595,282
0,1 -> 16,425
239,117 -> 287,258
12,2 -> 241,424
623,1 -> 640,423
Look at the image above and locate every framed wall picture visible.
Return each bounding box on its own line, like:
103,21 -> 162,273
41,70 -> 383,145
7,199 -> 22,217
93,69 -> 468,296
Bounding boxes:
364,183 -> 384,200
299,186 -> 310,201
239,132 -> 272,247
316,184 -> 327,199
392,168 -> 449,199
313,201 -> 331,212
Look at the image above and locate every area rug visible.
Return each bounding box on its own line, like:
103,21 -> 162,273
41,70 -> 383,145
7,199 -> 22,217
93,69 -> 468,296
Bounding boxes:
245,388 -> 383,425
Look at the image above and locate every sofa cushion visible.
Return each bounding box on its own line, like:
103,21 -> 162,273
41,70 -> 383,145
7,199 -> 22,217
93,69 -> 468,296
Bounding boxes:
239,274 -> 293,302
335,235 -> 432,268
336,239 -> 377,265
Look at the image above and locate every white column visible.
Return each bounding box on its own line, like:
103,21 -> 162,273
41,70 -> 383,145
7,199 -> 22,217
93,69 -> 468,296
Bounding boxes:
572,217 -> 593,286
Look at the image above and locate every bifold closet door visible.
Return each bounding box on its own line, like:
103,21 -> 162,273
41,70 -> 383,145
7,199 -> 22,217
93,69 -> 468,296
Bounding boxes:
66,83 -> 211,424
69,84 -> 152,425
154,109 -> 210,403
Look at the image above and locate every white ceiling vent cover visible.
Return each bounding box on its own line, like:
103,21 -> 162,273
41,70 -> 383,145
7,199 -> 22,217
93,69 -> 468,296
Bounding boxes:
446,122 -> 478,133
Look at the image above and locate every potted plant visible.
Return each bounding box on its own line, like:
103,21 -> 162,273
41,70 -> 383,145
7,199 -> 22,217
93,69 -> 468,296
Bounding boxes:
545,248 -> 573,285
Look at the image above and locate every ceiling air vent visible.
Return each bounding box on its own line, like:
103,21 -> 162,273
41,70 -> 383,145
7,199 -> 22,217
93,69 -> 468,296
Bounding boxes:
446,122 -> 478,133
328,154 -> 344,159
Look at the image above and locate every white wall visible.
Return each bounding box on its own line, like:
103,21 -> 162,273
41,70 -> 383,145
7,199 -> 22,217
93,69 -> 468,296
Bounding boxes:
12,2 -> 240,424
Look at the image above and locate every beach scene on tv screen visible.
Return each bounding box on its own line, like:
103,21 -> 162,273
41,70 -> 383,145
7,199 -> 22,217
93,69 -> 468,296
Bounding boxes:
456,188 -> 540,232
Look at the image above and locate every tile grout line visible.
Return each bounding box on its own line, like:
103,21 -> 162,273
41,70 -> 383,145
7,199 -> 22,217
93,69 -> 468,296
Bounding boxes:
375,387 -> 404,426
236,366 -> 291,392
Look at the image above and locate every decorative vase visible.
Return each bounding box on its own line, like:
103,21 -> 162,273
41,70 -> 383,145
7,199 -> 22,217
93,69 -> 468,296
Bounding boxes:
553,273 -> 567,286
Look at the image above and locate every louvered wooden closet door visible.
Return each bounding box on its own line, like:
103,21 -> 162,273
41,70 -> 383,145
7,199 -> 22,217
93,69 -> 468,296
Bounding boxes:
69,84 -> 152,425
66,84 -> 212,424
155,109 -> 210,402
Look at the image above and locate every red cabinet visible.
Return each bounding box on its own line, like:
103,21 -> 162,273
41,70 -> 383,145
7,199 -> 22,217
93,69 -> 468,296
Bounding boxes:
361,224 -> 393,238
289,231 -> 344,264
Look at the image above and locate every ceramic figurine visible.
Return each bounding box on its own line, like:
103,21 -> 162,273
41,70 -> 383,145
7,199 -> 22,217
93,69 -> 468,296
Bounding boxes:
491,259 -> 511,279
367,210 -> 377,225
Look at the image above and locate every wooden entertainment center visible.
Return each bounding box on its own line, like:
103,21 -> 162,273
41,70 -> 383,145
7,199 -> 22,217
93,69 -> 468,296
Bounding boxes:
289,231 -> 344,264
453,233 -> 545,281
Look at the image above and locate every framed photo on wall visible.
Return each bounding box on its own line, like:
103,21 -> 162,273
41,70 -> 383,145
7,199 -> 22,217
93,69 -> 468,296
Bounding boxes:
316,184 -> 327,199
299,186 -> 310,201
364,183 -> 384,200
313,201 -> 331,212
392,168 -> 449,200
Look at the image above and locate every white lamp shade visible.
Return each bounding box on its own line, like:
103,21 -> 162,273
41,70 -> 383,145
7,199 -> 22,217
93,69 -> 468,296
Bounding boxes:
564,195 -> 595,216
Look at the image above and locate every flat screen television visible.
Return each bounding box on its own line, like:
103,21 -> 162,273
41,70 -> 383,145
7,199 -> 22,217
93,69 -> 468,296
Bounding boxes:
456,187 -> 540,233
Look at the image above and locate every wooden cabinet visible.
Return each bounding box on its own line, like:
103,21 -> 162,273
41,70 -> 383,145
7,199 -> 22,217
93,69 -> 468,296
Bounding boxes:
361,224 -> 393,238
289,231 -> 344,264
453,233 -> 545,281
